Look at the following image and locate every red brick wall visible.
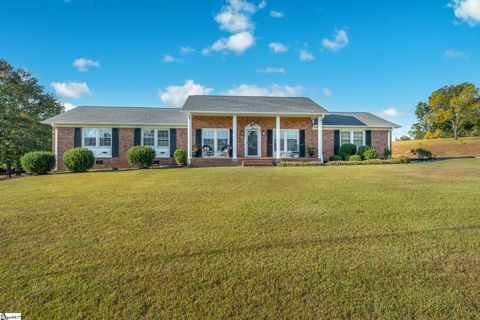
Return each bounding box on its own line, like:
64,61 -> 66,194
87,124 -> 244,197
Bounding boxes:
191,115 -> 317,158
371,130 -> 389,158
54,127 -> 187,171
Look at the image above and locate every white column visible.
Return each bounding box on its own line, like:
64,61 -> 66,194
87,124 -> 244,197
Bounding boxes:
187,113 -> 192,166
232,115 -> 237,159
388,129 -> 392,150
318,115 -> 323,163
275,115 -> 281,159
54,126 -> 58,171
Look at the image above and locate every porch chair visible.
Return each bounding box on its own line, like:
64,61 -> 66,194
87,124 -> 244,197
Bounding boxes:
219,145 -> 232,158
202,145 -> 214,157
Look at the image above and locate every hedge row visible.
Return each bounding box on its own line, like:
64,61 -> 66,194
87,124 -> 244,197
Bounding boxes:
325,157 -> 410,166
277,161 -> 322,167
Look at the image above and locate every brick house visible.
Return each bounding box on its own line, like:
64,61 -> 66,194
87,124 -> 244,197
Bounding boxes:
43,95 -> 400,170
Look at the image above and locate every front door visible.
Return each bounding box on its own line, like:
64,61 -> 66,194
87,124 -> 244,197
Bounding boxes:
246,129 -> 260,157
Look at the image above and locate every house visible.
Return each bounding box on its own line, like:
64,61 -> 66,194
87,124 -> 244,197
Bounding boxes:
43,95 -> 400,170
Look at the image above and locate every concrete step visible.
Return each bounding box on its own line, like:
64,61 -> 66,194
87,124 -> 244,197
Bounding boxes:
241,159 -> 274,167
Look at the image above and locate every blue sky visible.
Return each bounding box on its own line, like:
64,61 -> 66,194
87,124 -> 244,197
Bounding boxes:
2,0 -> 480,137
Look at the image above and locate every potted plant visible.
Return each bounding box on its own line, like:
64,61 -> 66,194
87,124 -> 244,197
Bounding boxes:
307,146 -> 317,157
192,145 -> 200,157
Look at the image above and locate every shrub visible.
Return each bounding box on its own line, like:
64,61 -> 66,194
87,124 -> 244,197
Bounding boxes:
127,146 -> 156,169
395,156 -> 411,163
383,147 -> 392,159
363,147 -> 377,160
173,148 -> 187,166
348,155 -> 362,161
411,148 -> 432,160
20,151 -> 55,175
63,148 -> 94,172
339,143 -> 357,159
329,155 -> 343,161
277,161 -> 321,167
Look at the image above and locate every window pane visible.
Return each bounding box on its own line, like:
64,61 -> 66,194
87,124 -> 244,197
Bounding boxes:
143,129 -> 155,146
353,132 -> 363,147
84,128 -> 96,147
99,129 -> 112,147
157,130 -> 169,147
286,130 -> 299,152
202,129 -> 214,149
340,132 -> 351,145
216,129 -> 229,151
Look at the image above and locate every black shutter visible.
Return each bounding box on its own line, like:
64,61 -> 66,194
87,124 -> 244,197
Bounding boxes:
74,128 -> 82,147
195,129 -> 202,157
112,128 -> 119,157
334,130 -> 340,155
365,130 -> 372,146
134,128 -> 141,146
170,128 -> 177,157
267,130 -> 273,157
229,129 -> 233,157
299,129 -> 306,157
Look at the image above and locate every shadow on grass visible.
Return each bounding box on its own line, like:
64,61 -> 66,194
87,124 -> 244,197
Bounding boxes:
7,224 -> 480,281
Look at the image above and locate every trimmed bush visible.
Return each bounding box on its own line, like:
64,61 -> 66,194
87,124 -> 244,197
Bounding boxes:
20,151 -> 55,175
348,155 -> 362,161
277,161 -> 321,167
326,158 -> 410,166
173,148 -> 187,166
411,148 -> 432,160
127,146 -> 156,169
329,155 -> 343,161
63,148 -> 94,172
339,143 -> 357,159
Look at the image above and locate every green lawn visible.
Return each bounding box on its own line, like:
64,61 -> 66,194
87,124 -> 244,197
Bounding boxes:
1,159 -> 480,319
393,136 -> 480,158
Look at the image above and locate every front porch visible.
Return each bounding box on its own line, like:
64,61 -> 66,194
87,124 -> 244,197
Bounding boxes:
186,114 -> 325,166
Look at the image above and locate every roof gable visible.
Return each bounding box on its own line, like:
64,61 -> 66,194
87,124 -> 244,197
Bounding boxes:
182,95 -> 327,114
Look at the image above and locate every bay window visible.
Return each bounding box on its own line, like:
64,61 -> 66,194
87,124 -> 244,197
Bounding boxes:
82,128 -> 112,157
142,129 -> 170,157
273,129 -> 300,155
202,128 -> 230,153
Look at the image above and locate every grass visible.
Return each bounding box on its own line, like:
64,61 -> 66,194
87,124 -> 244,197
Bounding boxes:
393,136 -> 480,158
1,159 -> 480,318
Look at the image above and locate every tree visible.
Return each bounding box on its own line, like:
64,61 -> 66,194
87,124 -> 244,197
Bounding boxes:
0,59 -> 63,177
427,83 -> 480,140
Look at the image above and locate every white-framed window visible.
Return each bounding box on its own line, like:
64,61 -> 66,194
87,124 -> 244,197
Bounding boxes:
141,129 -> 170,158
273,129 -> 300,153
82,128 -> 112,157
340,131 -> 365,148
202,128 -> 230,152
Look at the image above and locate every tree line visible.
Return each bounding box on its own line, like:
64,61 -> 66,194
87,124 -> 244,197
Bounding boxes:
409,83 -> 480,140
0,59 -> 63,176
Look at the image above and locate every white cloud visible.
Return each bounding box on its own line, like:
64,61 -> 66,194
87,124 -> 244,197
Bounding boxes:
322,29 -> 349,51
258,0 -> 267,9
445,49 -> 467,59
63,103 -> 77,111
322,88 -> 333,96
268,42 -> 288,53
450,0 -> 480,26
206,31 -> 255,55
299,49 -> 314,61
380,108 -> 409,118
225,83 -> 303,96
51,81 -> 91,99
180,46 -> 195,54
257,67 -> 285,74
159,80 -> 214,107
73,58 -> 100,72
270,10 -> 284,18
163,54 -> 182,62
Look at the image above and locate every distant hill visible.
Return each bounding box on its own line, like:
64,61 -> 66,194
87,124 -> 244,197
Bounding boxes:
393,137 -> 480,158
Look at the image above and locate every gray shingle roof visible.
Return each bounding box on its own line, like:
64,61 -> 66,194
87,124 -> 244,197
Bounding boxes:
42,106 -> 187,126
321,112 -> 400,128
182,95 -> 327,114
